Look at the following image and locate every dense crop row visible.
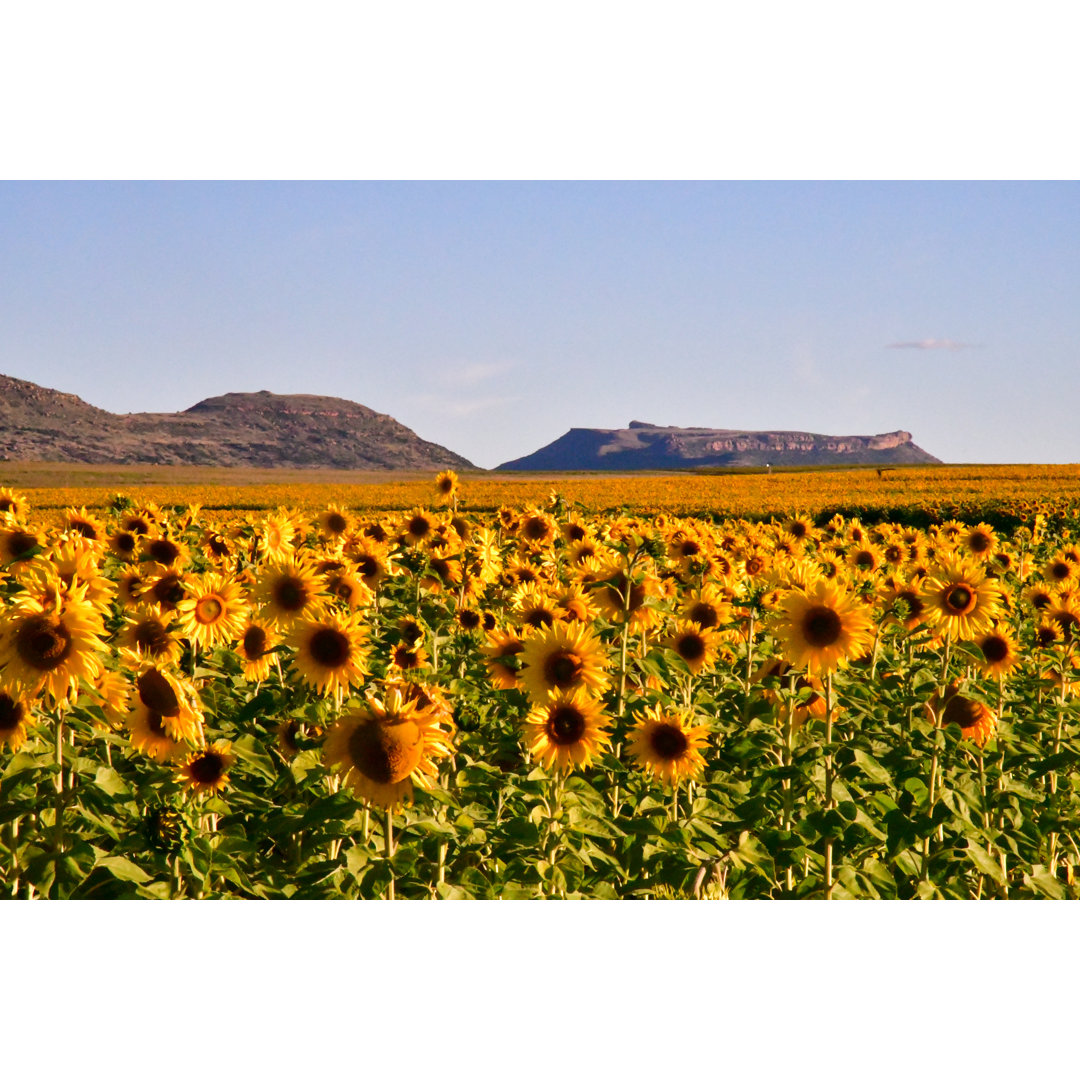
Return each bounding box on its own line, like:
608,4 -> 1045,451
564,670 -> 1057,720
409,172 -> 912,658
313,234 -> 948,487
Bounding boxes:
1,474 -> 1079,899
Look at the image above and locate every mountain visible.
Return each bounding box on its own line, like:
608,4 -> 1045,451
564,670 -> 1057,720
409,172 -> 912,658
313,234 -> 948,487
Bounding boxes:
0,374 -> 474,470
497,421 -> 941,470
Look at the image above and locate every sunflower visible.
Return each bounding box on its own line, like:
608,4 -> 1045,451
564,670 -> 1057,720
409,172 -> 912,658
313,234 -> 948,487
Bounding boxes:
116,568 -> 149,607
1043,554 -> 1076,587
512,582 -> 558,631
180,740 -> 235,797
0,487 -> 29,520
120,607 -> 183,666
974,626 -> 1020,678
434,470 -> 459,504
289,611 -> 368,705
1035,618 -> 1065,649
146,569 -> 190,612
922,558 -> 1004,641
400,508 -> 436,546
64,507 -> 106,545
750,658 -> 828,729
323,686 -> 454,808
1045,597 -> 1080,645
143,534 -> 190,571
681,585 -> 732,630
523,689 -> 611,773
665,620 -> 720,676
0,524 -> 43,566
175,573 -> 250,650
253,558 -> 326,628
928,683 -> 996,747
627,705 -> 710,786
390,642 -> 429,673
126,703 -> 188,762
0,589 -> 106,705
551,584 -> 599,625
201,529 -> 233,563
127,665 -> 204,747
107,528 -> 140,561
847,544 -> 883,576
324,569 -> 373,611
482,629 -> 525,691
963,523 -> 997,561
0,691 -> 31,750
236,619 -> 279,682
518,621 -> 610,704
882,579 -> 929,631
259,511 -> 299,562
773,579 -> 874,676
589,564 -> 661,629
518,510 -> 557,546
318,505 -> 352,538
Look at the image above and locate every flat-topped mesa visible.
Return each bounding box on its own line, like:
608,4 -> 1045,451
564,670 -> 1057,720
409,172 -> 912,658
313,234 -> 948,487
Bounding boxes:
497,423 -> 938,470
0,374 -> 473,469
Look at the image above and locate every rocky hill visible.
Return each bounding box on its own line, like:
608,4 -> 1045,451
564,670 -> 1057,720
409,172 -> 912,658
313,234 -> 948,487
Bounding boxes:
497,421 -> 940,470
0,374 -> 473,470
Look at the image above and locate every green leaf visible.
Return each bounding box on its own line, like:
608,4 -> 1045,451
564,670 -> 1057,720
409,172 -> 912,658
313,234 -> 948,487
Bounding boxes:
97,855 -> 153,884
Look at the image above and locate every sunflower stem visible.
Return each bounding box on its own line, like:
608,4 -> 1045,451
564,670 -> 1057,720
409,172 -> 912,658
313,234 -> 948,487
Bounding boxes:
1048,659 -> 1068,875
53,711 -> 65,860
782,672 -> 796,894
385,807 -> 395,901
823,672 -> 834,900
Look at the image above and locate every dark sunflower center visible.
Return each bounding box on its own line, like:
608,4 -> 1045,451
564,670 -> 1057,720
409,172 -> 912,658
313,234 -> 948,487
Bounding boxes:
325,513 -> 348,533
16,615 -> 73,671
544,651 -> 584,689
113,531 -> 137,554
357,557 -> 379,579
790,522 -> 808,539
189,752 -> 225,784
802,606 -> 843,647
273,578 -> 307,612
408,515 -> 431,539
0,693 -> 25,732
745,557 -> 765,576
70,520 -> 98,539
981,635 -> 1009,663
547,705 -> 586,746
945,585 -> 975,614
147,710 -> 167,737
1053,611 -> 1079,641
566,524 -> 585,541
650,723 -> 689,761
1036,626 -> 1059,647
459,610 -> 481,630
688,602 -> 719,628
1050,562 -> 1070,581
347,720 -> 420,784
124,517 -> 150,535
148,538 -> 181,565
900,592 -> 925,618
152,573 -> 185,609
243,625 -> 268,659
400,622 -> 423,645
941,696 -> 982,732
0,497 -> 13,513
309,628 -> 351,668
524,609 -> 554,629
394,645 -> 421,670
854,551 -> 874,568
680,540 -> 701,557
437,478 -> 454,494
137,669 -> 181,717
194,596 -> 224,624
677,633 -> 707,662
969,532 -> 992,553
523,518 -> 549,541
7,531 -> 38,559
134,619 -> 171,655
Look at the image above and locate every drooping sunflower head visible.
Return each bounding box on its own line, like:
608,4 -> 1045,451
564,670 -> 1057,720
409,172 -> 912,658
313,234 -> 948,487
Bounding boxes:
129,665 -> 204,746
236,619 -> 279,682
928,683 -> 997,747
482,629 -> 525,691
0,487 -> 29,521
627,705 -> 709,787
323,686 -> 454,808
0,691 -> 31,750
522,688 -> 611,773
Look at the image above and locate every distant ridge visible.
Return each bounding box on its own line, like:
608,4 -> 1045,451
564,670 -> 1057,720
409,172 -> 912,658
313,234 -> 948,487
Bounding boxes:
0,374 -> 473,470
497,421 -> 941,470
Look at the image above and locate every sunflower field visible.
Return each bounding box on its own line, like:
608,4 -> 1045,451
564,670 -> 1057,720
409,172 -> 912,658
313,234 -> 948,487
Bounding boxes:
3,473 -> 1080,899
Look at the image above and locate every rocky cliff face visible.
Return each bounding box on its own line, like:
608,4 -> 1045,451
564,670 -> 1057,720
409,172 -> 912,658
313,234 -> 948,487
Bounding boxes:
0,374 -> 473,470
498,421 -> 940,470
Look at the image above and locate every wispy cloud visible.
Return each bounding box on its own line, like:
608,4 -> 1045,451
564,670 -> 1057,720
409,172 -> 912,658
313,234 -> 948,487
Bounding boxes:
885,339 -> 979,350
409,393 -> 521,418
438,359 -> 519,386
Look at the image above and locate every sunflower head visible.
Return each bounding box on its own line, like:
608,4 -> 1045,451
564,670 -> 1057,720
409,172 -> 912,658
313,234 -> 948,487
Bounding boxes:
180,740 -> 234,797
627,706 -> 709,786
523,689 -> 611,773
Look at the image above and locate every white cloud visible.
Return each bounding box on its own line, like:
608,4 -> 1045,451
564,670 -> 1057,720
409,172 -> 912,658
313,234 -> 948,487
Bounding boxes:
885,339 -> 978,350
408,392 -> 521,417
438,359 -> 519,386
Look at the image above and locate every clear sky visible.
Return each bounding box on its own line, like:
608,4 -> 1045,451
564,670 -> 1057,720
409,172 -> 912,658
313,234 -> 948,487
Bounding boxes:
0,180 -> 1076,469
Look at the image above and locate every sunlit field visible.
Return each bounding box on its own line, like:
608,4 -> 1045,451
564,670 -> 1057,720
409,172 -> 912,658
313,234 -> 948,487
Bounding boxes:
3,465 -> 1080,898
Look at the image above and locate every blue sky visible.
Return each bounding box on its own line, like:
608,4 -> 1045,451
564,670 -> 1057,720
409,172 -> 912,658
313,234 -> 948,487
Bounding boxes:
0,181 -> 1076,469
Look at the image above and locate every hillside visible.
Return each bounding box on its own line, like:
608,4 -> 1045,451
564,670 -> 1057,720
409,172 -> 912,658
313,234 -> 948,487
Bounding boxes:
497,421 -> 941,470
0,375 -> 473,470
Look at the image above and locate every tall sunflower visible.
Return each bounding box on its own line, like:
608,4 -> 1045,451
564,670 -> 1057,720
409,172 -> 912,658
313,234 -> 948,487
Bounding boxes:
119,607 -> 183,666
921,557 -> 1004,641
126,665 -> 204,747
235,619 -> 279,682
0,588 -> 106,706
627,706 -> 709,786
773,579 -> 874,676
323,686 -> 454,808
252,558 -> 326,628
518,621 -> 610,704
665,620 -> 720,676
434,470 -> 459,505
175,572 -> 250,650
180,740 -> 235,797
289,611 -> 369,704
928,682 -> 996,747
522,689 -> 611,773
